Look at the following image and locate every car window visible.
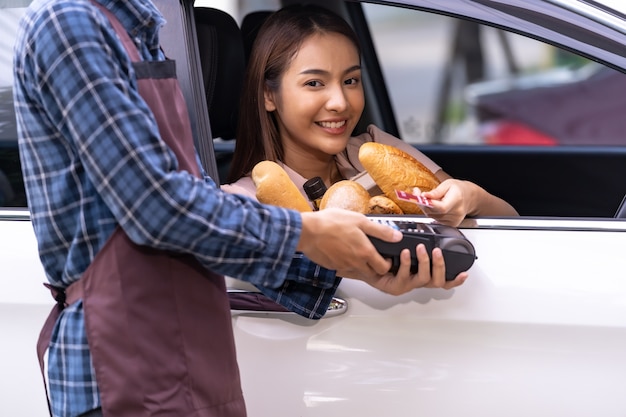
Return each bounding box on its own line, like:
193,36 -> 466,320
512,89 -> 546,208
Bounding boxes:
362,3 -> 626,147
0,2 -> 30,208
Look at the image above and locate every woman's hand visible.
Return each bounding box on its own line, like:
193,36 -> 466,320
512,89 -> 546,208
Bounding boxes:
421,178 -> 518,226
420,179 -> 472,227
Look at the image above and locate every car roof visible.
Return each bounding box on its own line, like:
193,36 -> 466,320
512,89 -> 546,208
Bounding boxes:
593,0 -> 626,15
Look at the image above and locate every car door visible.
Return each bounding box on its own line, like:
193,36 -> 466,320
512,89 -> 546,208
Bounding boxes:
209,1 -> 626,416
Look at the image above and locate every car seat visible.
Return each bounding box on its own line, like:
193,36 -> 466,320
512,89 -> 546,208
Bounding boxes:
240,10 -> 272,64
194,7 -> 245,141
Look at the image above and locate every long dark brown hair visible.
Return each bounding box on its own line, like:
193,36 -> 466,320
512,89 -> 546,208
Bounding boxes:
226,4 -> 361,183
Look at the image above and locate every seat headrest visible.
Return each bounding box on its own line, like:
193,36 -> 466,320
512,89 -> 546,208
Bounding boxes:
240,10 -> 272,64
194,7 -> 245,140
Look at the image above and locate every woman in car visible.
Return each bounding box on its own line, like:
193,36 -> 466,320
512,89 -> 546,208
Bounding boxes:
222,4 -> 517,228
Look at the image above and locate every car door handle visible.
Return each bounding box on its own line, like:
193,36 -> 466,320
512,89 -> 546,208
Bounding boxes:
228,289 -> 347,318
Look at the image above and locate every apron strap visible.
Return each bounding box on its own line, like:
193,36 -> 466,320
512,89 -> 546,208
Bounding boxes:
37,281 -> 85,416
92,2 -> 142,62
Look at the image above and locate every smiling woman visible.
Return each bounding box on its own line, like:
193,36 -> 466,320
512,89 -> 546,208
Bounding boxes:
222,4 -> 517,228
261,31 -> 365,181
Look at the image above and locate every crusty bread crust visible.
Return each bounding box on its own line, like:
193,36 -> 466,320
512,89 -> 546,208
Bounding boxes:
252,161 -> 312,212
319,180 -> 370,214
358,142 -> 440,214
368,195 -> 404,215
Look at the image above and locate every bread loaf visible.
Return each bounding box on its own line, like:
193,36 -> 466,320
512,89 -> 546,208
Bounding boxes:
319,180 -> 370,213
368,195 -> 403,215
252,161 -> 312,212
358,142 -> 440,214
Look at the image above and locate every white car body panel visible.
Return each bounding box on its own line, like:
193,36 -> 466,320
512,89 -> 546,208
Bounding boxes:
230,219 -> 626,416
8,215 -> 626,416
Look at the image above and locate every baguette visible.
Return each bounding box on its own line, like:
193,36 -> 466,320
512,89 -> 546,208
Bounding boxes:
251,161 -> 312,212
358,142 -> 440,214
319,180 -> 370,214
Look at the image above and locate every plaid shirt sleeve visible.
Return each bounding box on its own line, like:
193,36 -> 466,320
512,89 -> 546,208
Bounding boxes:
257,254 -> 342,319
200,172 -> 341,319
15,0 -> 341,320
13,2 -> 341,415
14,0 -> 313,289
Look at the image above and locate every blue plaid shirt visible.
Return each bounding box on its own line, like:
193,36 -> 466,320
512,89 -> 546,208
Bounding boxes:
13,0 -> 339,416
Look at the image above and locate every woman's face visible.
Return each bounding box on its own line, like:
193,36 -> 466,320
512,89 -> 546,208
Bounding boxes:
264,32 -> 364,163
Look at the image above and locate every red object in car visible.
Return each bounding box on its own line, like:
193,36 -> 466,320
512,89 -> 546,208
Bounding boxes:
482,120 -> 557,145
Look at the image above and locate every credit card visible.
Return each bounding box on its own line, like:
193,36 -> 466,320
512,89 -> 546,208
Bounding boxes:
395,189 -> 434,208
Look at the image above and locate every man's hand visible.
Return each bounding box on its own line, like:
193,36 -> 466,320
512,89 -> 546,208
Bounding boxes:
297,208 -> 401,279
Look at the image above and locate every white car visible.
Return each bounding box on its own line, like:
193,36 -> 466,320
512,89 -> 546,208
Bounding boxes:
4,0 -> 626,416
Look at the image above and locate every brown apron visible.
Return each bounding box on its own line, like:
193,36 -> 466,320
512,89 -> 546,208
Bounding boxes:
36,4 -> 246,416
